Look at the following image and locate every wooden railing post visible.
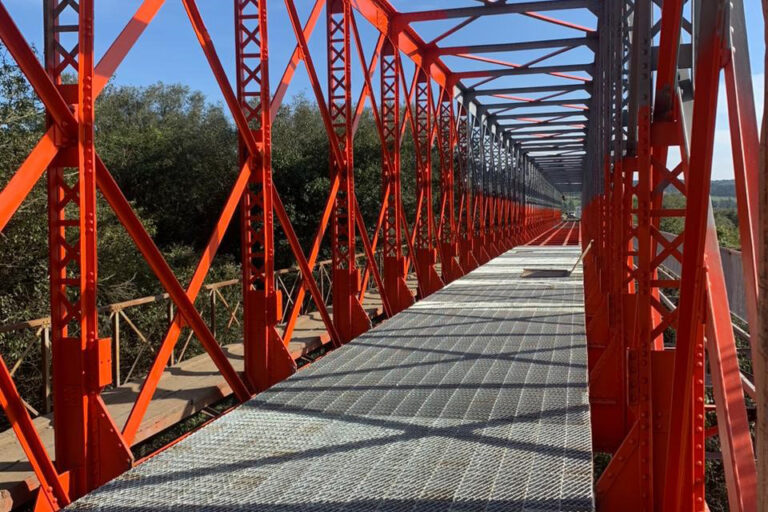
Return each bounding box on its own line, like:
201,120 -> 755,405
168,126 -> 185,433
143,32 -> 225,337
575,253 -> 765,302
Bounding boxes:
111,312 -> 121,387
167,301 -> 175,366
209,289 -> 217,340
40,326 -> 51,413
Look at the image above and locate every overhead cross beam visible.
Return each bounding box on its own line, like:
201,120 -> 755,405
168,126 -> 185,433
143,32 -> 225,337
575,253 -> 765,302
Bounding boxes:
436,36 -> 596,55
395,0 -> 596,23
456,63 -> 594,79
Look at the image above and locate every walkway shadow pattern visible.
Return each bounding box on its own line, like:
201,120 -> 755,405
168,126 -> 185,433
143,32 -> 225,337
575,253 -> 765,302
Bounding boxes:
68,247 -> 593,512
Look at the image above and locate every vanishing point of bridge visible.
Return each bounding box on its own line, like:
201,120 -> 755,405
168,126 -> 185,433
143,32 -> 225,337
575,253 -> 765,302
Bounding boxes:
0,1 -> 765,511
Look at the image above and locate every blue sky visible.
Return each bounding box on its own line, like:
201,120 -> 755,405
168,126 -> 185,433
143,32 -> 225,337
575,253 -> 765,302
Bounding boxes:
3,0 -> 764,181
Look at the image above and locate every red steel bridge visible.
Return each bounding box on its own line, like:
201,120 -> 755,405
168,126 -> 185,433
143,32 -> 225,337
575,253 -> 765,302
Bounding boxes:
0,0 -> 765,511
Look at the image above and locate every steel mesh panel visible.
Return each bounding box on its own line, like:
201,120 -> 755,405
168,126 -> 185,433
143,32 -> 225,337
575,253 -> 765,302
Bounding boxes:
67,247 -> 594,512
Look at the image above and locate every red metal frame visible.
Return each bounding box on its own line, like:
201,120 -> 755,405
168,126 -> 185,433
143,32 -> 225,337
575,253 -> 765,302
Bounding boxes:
380,37 -> 414,315
585,1 -> 761,511
411,68 -> 443,297
236,0 -> 296,391
436,86 -> 465,283
1,0 -> 760,510
326,0 -> 371,342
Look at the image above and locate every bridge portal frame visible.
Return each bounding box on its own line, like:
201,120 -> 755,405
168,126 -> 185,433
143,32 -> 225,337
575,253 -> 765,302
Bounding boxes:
1,1 -> 761,511
0,0 -> 561,509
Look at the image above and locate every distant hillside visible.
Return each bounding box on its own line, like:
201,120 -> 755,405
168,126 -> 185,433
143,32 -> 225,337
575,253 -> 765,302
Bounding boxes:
709,179 -> 736,197
666,179 -> 735,197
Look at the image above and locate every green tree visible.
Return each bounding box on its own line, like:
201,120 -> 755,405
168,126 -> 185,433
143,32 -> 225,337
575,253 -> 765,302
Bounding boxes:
96,83 -> 239,251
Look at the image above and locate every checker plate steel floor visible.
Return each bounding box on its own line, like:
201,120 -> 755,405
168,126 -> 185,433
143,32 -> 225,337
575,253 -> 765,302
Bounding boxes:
68,246 -> 594,511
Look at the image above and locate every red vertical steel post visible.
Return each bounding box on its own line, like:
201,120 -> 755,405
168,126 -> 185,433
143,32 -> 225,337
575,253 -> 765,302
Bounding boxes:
758,18 -> 768,506
44,0 -> 83,488
662,3 -> 728,509
437,85 -> 464,282
44,0 -> 132,498
504,141 -> 514,248
507,142 -> 514,248
481,127 -> 493,255
484,132 -> 495,255
500,141 -> 508,249
500,141 -> 507,246
499,140 -> 507,249
500,140 -> 509,248
516,145 -> 525,245
472,116 -> 488,260
327,0 -> 370,341
380,37 -> 413,314
511,144 -> 519,245
412,68 -> 443,297
724,0 -> 760,369
456,102 -> 479,271
519,157 -> 526,241
523,158 -> 529,241
488,132 -> 500,256
629,0 -> 654,501
474,120 -> 489,261
236,0 -> 296,391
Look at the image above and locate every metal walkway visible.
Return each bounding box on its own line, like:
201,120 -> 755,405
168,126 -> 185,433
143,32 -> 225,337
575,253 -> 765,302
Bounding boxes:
68,246 -> 593,512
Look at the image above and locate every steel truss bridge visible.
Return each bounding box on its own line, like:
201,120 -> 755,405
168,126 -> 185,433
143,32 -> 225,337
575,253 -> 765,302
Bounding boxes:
0,0 -> 765,511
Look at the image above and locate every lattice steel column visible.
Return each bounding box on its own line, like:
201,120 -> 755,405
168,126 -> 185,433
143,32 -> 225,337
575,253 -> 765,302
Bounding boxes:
44,0 -> 131,498
437,86 -> 464,283
470,114 -> 489,262
455,100 -> 479,271
327,0 -> 370,341
236,0 -> 296,391
380,37 -> 413,314
412,68 -> 443,297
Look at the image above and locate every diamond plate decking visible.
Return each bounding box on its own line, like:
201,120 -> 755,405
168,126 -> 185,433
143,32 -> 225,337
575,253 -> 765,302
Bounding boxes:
68,246 -> 593,512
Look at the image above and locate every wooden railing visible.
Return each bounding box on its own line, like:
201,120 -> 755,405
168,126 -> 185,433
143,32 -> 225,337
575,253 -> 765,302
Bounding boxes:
0,251 -> 383,418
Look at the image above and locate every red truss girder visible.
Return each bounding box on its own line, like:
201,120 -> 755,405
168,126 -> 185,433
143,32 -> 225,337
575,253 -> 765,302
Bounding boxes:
236,0 -> 296,391
326,0 -> 371,343
0,0 -> 566,509
583,1 -> 763,512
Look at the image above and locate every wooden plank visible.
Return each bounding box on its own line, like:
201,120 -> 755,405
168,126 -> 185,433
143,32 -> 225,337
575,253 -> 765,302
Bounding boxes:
0,315 -> 331,510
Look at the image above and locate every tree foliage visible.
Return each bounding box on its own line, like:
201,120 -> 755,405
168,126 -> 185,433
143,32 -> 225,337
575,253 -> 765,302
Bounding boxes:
0,47 -> 424,329
660,192 -> 742,250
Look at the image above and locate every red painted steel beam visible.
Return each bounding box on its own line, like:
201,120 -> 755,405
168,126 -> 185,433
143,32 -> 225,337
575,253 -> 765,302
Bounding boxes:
662,3 -> 727,510
0,354 -> 70,509
470,84 -> 589,96
704,206 -> 758,512
488,99 -> 589,109
521,11 -> 595,33
271,0 -> 325,121
394,0 -> 594,23
437,87 -> 465,283
94,0 -> 166,92
412,68 -> 443,297
236,0 -> 296,392
379,37 -> 413,314
436,37 -> 594,55
455,63 -> 593,79
122,160 -> 254,444
0,131 -> 58,232
327,0 -> 371,343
